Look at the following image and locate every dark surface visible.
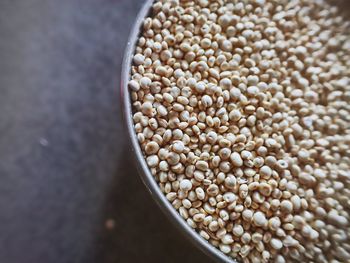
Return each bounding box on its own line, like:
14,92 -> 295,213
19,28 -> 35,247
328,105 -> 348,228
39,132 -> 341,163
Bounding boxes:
0,1 -> 213,263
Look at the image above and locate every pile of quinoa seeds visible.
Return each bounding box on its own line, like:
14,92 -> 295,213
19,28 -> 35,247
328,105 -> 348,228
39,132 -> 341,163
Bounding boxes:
129,0 -> 350,262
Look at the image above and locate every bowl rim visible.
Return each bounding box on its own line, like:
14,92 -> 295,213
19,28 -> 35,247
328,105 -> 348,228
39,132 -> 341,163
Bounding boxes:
121,1 -> 236,262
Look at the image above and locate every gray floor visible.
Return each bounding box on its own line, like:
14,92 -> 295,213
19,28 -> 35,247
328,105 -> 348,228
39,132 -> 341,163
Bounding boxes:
0,1 -> 213,262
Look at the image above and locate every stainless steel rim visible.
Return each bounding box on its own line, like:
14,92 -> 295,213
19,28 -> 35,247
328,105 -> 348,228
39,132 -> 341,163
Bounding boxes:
121,1 -> 236,262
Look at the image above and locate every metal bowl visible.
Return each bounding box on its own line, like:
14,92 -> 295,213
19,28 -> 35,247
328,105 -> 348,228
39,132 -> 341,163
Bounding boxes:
120,0 -> 350,262
121,0 -> 236,262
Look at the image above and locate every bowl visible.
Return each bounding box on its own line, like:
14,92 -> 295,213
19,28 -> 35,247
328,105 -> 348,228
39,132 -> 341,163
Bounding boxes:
121,0 -> 236,262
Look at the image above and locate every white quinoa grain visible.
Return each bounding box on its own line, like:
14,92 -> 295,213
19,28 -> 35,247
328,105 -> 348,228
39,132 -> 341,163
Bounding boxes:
128,80 -> 140,91
145,141 -> 159,155
139,77 -> 151,89
179,179 -> 192,192
253,211 -> 267,227
259,166 -> 272,178
172,141 -> 184,154
270,238 -> 283,250
133,54 -> 145,65
146,155 -> 159,168
195,160 -> 209,171
232,225 -> 244,237
230,152 -> 243,167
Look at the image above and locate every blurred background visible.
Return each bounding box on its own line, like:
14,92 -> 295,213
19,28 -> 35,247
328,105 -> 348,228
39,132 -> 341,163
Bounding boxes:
0,1 -> 212,262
